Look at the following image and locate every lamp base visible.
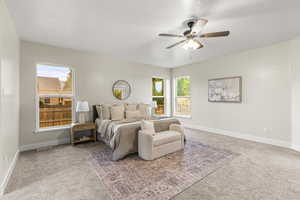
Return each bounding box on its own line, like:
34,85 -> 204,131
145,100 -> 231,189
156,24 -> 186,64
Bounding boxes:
78,113 -> 86,124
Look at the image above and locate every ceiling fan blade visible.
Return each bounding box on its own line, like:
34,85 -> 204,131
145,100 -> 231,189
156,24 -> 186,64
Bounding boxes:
166,40 -> 187,49
191,18 -> 208,34
200,31 -> 230,38
159,33 -> 183,38
193,40 -> 204,49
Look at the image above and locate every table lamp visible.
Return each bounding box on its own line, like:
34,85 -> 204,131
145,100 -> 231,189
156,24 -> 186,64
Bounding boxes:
76,101 -> 89,123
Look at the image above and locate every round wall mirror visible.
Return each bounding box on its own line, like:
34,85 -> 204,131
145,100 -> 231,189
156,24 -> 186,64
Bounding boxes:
112,80 -> 131,100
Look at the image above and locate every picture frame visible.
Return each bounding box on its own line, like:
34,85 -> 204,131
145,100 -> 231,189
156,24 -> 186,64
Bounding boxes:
208,76 -> 242,103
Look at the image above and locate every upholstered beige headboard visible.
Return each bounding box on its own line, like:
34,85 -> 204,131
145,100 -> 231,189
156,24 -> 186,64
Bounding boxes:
92,105 -> 100,122
92,103 -> 151,122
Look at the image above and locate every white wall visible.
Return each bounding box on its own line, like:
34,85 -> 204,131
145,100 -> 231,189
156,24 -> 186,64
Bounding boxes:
173,38 -> 300,148
0,0 -> 20,194
19,41 -> 171,148
290,38 -> 300,150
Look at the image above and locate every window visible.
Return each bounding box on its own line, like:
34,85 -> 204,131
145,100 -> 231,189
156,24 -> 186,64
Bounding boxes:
152,77 -> 165,115
174,76 -> 191,117
36,64 -> 74,130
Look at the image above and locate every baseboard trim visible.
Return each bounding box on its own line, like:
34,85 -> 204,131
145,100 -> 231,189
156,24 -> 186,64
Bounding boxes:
291,144 -> 300,152
184,124 -> 293,149
0,151 -> 19,196
20,138 -> 70,152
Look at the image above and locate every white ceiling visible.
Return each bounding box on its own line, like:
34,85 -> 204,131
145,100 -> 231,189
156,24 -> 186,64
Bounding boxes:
5,0 -> 300,68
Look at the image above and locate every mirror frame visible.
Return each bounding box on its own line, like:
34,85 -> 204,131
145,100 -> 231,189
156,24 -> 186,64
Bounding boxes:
112,80 -> 131,100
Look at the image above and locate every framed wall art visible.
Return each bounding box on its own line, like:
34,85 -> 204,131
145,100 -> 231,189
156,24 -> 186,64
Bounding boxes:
208,76 -> 242,103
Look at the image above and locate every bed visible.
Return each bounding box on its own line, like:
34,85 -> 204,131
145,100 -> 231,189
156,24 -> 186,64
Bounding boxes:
92,105 -> 180,160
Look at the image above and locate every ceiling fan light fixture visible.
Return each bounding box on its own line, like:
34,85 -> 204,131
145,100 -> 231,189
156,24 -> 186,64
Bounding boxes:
190,18 -> 208,34
182,39 -> 200,50
159,18 -> 229,50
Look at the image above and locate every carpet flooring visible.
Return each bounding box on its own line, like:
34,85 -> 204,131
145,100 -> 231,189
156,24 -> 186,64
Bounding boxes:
2,128 -> 300,200
90,140 -> 237,200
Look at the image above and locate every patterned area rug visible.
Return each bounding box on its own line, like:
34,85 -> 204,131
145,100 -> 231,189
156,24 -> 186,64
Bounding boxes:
89,140 -> 238,200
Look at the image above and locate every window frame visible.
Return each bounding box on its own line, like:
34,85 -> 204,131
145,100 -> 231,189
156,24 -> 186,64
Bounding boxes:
152,76 -> 166,116
35,63 -> 76,132
173,76 -> 191,118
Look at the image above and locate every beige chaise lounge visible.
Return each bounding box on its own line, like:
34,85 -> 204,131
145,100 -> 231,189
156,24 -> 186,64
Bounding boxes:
138,123 -> 185,160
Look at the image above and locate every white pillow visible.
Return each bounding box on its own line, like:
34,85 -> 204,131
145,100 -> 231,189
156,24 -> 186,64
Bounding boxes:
141,120 -> 155,135
126,110 -> 142,120
126,104 -> 137,111
111,105 -> 124,121
138,104 -> 150,119
112,103 -> 125,110
101,104 -> 111,120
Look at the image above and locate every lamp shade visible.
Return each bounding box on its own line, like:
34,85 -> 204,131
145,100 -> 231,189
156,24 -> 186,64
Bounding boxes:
76,101 -> 89,112
151,101 -> 158,108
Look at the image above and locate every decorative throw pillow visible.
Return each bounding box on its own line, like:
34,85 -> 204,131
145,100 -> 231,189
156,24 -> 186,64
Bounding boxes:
126,110 -> 142,120
138,104 -> 150,119
101,104 -> 111,120
112,103 -> 125,109
111,105 -> 125,121
141,120 -> 155,135
125,104 -> 137,111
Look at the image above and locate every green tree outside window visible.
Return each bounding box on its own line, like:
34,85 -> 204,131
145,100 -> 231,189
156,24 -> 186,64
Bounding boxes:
177,77 -> 190,96
152,78 -> 164,96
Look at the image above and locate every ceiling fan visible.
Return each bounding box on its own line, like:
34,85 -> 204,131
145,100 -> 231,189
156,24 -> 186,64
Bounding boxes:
158,18 -> 230,50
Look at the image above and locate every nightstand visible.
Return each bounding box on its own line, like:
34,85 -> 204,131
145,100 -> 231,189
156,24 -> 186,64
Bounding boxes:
70,123 -> 96,145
